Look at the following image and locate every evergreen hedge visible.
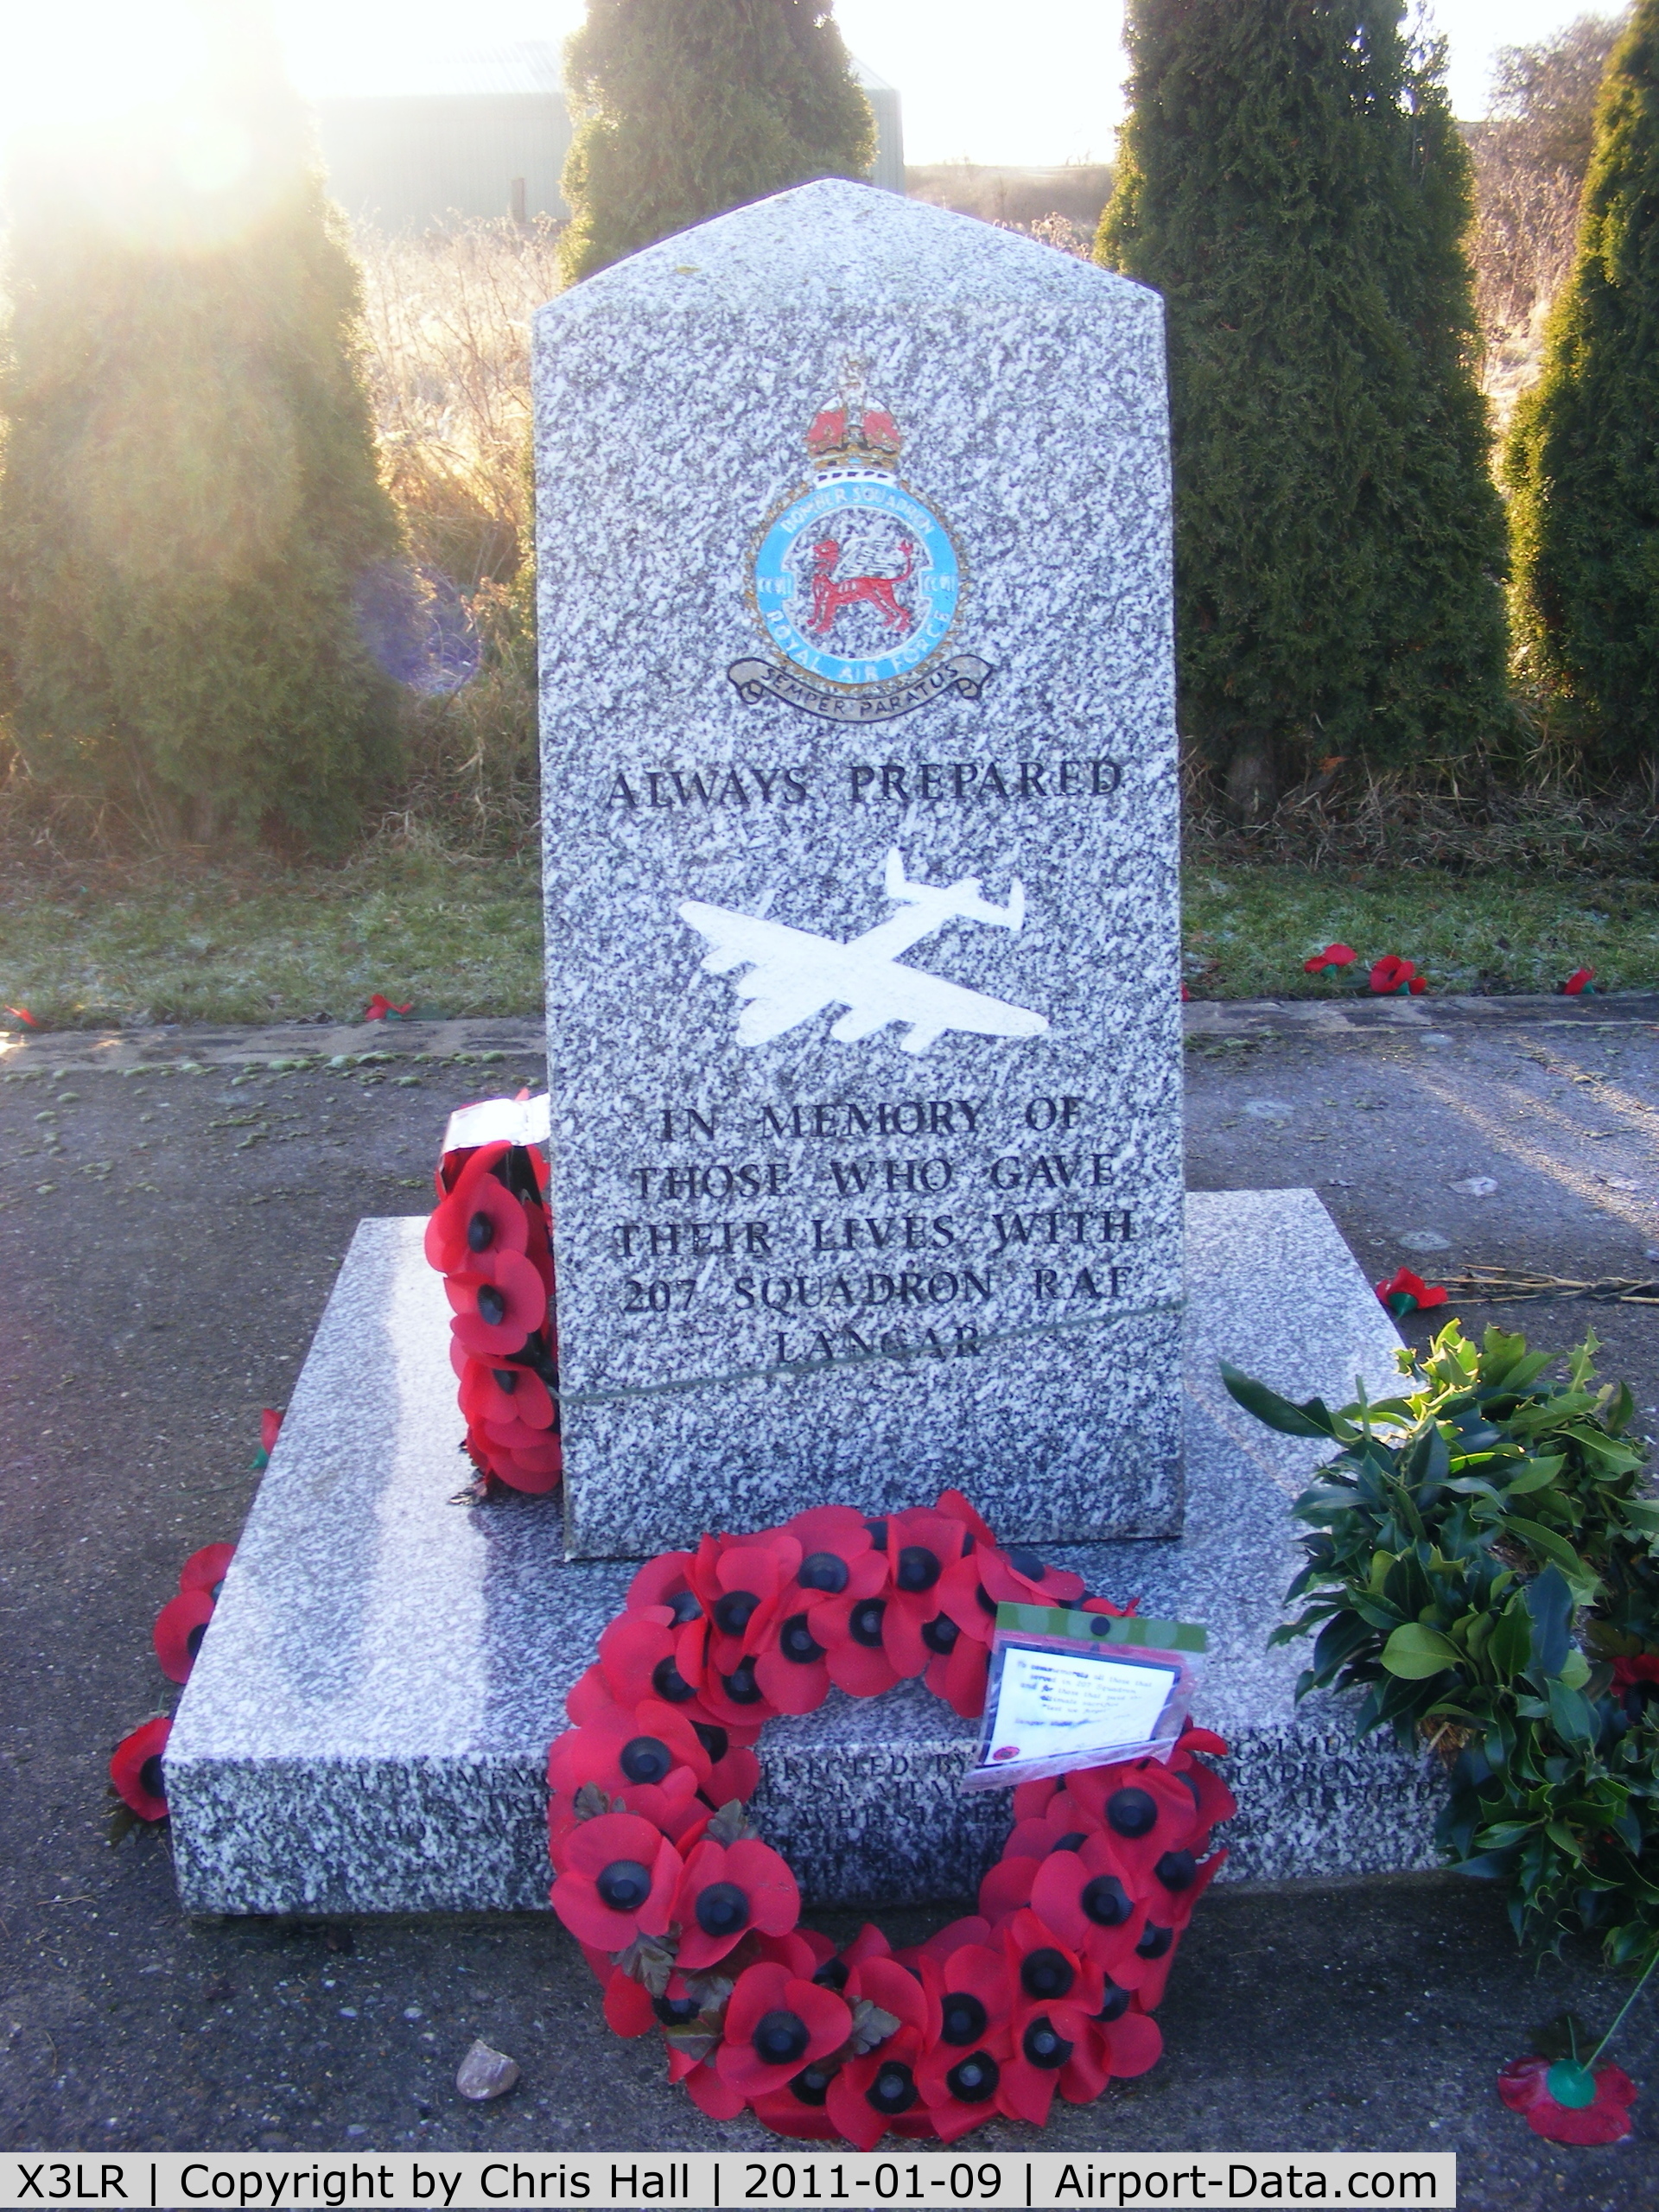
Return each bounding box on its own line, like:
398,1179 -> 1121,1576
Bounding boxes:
1098,1 -> 1511,812
1505,2 -> 1659,766
559,0 -> 874,285
0,14 -> 405,856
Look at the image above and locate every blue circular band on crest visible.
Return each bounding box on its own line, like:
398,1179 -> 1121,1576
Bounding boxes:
753,476 -> 961,686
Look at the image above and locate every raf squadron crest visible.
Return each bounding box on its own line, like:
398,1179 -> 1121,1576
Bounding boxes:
728,364 -> 995,724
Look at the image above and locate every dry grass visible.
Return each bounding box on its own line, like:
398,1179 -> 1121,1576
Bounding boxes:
350,215 -> 564,855
353,214 -> 564,590
1182,739 -> 1659,880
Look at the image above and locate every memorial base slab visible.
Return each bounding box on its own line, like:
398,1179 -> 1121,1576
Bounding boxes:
168,1192 -> 1445,1916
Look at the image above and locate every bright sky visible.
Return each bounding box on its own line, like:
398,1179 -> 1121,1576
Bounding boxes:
273,0 -> 1622,166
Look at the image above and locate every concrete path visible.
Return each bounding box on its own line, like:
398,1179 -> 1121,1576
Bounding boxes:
2,1003 -> 1656,2204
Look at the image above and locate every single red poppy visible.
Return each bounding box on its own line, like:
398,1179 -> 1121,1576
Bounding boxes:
1012,1775 -> 1061,1823
752,1928 -> 831,1978
997,1993 -> 1104,2125
626,1550 -> 698,1612
756,1508 -> 887,1712
1128,1853 -> 1225,2012
1303,944 -> 1357,976
1028,1835 -> 1152,1974
703,1740 -> 763,1807
1166,1732 -> 1237,1844
446,1249 -> 547,1358
753,1617 -> 835,1715
827,2018 -> 932,2149
977,1853 -> 1040,1925
715,1961 -> 853,2098
912,1915 -> 994,1965
1091,1999 -> 1164,2082
807,1586 -> 903,1699
681,2058 -> 748,2121
933,1489 -> 996,1546
457,1354 -> 556,1437
110,1717 -> 171,1821
1375,1266 -> 1448,1319
1612,1651 -> 1659,1722
784,1503 -> 887,1583
1559,968 -> 1597,997
259,1408 -> 284,1457
426,1154 -> 528,1275
674,1836 -> 800,1969
153,1586 -> 217,1684
176,1542 -> 235,1599
1369,955 -> 1427,996
1063,1758 -> 1201,1885
474,1427 -> 563,1494
937,1543 -> 1086,1650
598,1605 -> 706,1708
1004,1908 -> 1103,2018
548,1766 -> 709,1866
1179,981 -> 1192,1001
747,2071 -> 842,2139
1498,2055 -> 1637,2145
917,1942 -> 1013,2073
564,1664 -> 620,1726
363,994 -> 413,1021
693,1658 -> 783,1732
687,1530 -> 804,1676
1002,1795 -> 1108,1861
917,2018 -> 1014,2143
924,1626 -> 992,1719
550,1810 -> 682,1948
4,1004 -> 38,1027
547,1698 -> 713,1800
880,1507 -> 977,1677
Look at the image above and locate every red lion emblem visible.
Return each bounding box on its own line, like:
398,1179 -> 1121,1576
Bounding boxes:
806,535 -> 915,639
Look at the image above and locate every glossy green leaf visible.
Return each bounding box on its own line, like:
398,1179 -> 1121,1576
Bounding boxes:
1381,1623 -> 1462,1678
1222,1363 -> 1345,1438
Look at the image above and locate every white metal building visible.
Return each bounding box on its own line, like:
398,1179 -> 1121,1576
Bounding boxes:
309,42 -> 903,232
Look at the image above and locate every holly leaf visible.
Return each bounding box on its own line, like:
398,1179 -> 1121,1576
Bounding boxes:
1522,1565 -> 1574,1677
1221,1364 -> 1346,1439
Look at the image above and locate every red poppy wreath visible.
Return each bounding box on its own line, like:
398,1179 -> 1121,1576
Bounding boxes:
426,1134 -> 563,1494
549,1491 -> 1234,2143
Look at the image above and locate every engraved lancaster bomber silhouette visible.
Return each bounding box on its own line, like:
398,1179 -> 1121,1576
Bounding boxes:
678,849 -> 1051,1057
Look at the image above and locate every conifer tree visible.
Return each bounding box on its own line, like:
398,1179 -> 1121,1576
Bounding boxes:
559,0 -> 874,284
1099,2 -> 1510,810
1505,3 -> 1659,761
0,6 -> 404,855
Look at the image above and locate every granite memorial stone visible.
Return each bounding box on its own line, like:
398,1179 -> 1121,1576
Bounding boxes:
533,179 -> 1183,1559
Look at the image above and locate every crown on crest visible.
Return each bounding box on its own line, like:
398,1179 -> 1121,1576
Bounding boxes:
805,359 -> 902,475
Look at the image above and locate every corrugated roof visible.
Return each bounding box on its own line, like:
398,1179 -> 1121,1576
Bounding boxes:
304,39 -> 893,108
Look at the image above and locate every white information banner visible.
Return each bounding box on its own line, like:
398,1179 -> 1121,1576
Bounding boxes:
0,2149 -> 1458,2208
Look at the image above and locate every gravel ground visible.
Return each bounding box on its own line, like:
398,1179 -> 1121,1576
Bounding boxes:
2,1005 -> 1657,2206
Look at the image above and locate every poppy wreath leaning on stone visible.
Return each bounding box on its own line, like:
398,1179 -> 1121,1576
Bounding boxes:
549,1489 -> 1234,2143
108,1539 -> 240,1824
426,1135 -> 563,1495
